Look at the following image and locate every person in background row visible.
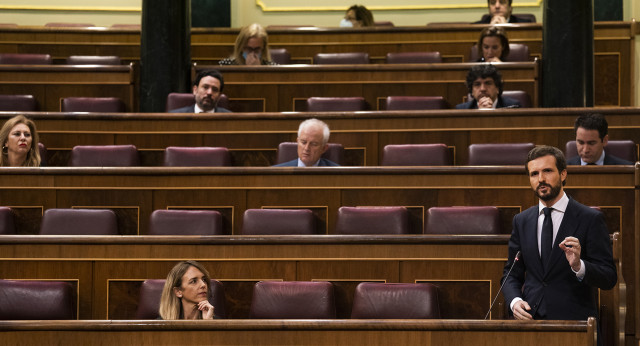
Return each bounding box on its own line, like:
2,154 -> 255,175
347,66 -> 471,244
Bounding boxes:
219,23 -> 276,66
159,260 -> 216,320
340,5 -> 374,28
475,0 -> 534,24
477,26 -> 510,62
0,114 -> 41,167
455,64 -> 520,109
566,113 -> 634,165
169,70 -> 231,113
274,118 -> 339,167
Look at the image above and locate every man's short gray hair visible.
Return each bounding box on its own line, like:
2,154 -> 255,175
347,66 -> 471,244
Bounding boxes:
298,118 -> 330,145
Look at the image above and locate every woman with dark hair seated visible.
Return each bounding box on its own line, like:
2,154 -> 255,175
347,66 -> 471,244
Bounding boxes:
159,260 -> 215,319
477,26 -> 510,62
0,114 -> 41,167
340,5 -> 374,28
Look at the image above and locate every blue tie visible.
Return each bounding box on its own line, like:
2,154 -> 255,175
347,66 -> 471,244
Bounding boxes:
541,207 -> 553,269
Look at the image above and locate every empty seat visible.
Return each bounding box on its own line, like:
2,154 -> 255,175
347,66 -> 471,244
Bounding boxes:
165,92 -> 229,112
306,97 -> 367,112
249,281 -> 336,319
335,206 -> 409,235
565,140 -> 637,163
502,90 -> 531,108
425,206 -> 501,235
381,144 -> 451,166
241,209 -> 316,235
269,48 -> 291,65
467,143 -> 535,165
61,97 -> 126,113
374,21 -> 395,27
149,209 -> 224,235
163,146 -> 231,167
385,96 -> 448,110
44,22 -> 94,27
276,142 -> 345,165
66,55 -> 121,65
135,278 -> 227,319
111,24 -> 142,29
0,280 -> 76,319
38,142 -> 48,167
313,52 -> 370,65
0,94 -> 38,111
469,43 -> 530,62
0,53 -> 52,65
70,145 -> 139,167
350,282 -> 440,319
40,208 -> 118,235
385,52 -> 442,64
0,207 -> 16,235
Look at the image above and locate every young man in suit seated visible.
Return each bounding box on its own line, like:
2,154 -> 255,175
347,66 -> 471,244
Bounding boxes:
455,64 -> 520,109
567,113 -> 634,165
274,118 -> 339,167
169,70 -> 231,114
475,0 -> 534,24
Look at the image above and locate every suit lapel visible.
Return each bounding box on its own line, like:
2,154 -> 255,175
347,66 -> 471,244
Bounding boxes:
545,198 -> 579,276
523,208 -> 545,278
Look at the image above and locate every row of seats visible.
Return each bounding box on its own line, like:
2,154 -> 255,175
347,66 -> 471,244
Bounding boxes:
0,93 -> 529,112
0,54 -> 121,65
0,46 -> 530,66
0,206 -> 502,236
31,140 -> 638,167
0,279 -> 439,320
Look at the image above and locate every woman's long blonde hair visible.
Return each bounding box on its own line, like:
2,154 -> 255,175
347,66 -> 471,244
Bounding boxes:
158,260 -> 212,320
232,23 -> 272,64
0,115 -> 41,167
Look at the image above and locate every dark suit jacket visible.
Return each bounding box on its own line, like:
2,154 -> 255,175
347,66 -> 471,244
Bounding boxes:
455,96 -> 520,109
566,153 -> 634,165
168,105 -> 231,113
502,197 -> 617,320
475,14 -> 534,24
273,158 -> 340,167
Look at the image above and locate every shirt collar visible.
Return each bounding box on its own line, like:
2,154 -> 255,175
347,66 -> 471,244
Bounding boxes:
580,150 -> 605,165
297,158 -> 320,167
538,191 -> 569,215
194,104 -> 216,114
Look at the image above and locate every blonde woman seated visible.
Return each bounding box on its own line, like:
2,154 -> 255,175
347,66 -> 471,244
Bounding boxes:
219,23 -> 276,66
159,260 -> 216,319
0,114 -> 41,167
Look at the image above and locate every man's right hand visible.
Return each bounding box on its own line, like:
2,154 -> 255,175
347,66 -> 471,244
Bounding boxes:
512,300 -> 533,320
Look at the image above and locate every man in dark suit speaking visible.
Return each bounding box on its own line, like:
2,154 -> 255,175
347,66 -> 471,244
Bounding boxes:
502,146 -> 616,324
274,118 -> 339,167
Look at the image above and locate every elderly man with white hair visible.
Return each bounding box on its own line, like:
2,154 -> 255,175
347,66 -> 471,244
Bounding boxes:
274,118 -> 339,167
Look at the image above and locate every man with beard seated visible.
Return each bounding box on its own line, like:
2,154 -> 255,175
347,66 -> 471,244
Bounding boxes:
455,64 -> 520,109
169,70 -> 231,113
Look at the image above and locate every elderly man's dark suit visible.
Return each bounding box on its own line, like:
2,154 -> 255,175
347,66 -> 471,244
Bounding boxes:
273,158 -> 339,167
502,197 -> 616,320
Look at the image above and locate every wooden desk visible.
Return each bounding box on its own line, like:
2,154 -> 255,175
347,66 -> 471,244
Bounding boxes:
0,319 -> 596,346
202,62 -> 539,112
0,22 -> 634,106
0,64 -> 136,112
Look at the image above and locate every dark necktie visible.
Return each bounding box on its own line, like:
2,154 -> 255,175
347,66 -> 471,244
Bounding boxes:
541,207 -> 553,269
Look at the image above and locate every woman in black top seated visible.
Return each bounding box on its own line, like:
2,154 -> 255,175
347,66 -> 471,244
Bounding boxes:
477,26 -> 510,62
0,114 -> 41,167
219,23 -> 276,66
159,260 -> 215,319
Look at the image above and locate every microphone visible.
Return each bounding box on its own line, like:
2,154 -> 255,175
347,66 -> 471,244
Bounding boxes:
484,250 -> 521,320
